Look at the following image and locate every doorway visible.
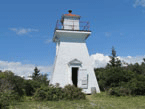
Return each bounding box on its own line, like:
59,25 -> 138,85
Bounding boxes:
72,67 -> 78,87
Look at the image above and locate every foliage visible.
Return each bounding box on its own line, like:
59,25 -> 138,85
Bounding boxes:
108,87 -> 131,96
0,72 -> 21,109
143,58 -> 145,63
24,67 -> 49,96
34,84 -> 86,101
95,67 -> 135,91
32,67 -> 40,80
0,71 -> 25,97
10,75 -> 25,97
126,62 -> 145,75
31,67 -> 49,85
63,84 -> 86,100
0,78 -> 12,109
24,80 -> 41,96
0,91 -> 11,109
107,47 -> 122,68
34,84 -> 63,101
0,67 -> 49,108
95,47 -> 145,96
37,73 -> 49,85
127,75 -> 145,95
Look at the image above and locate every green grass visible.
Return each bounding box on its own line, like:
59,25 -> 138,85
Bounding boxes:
8,93 -> 145,109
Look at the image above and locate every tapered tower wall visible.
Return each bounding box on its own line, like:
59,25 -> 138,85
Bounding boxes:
50,32 -> 100,94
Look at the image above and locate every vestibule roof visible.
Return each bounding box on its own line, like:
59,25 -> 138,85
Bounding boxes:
68,59 -> 82,65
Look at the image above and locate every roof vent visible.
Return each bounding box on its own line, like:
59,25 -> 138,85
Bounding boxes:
68,10 -> 72,13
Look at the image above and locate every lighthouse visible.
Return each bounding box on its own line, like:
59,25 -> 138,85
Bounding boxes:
50,10 -> 100,94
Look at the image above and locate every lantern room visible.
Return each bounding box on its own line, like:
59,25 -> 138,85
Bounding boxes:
55,10 -> 90,31
61,10 -> 80,30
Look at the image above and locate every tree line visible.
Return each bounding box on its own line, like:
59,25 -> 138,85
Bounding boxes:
0,67 -> 49,108
0,67 -> 85,108
95,47 -> 145,96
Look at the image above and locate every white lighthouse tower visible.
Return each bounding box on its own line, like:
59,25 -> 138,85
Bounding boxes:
50,10 -> 100,94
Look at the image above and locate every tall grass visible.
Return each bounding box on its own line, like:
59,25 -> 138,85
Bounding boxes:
9,92 -> 145,109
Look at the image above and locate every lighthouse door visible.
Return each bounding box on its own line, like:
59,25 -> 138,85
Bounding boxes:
78,68 -> 88,89
72,67 -> 78,87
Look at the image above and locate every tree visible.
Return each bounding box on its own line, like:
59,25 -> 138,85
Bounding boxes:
31,67 -> 49,85
143,58 -> 145,63
38,73 -> 49,85
0,71 -> 24,97
32,67 -> 40,80
107,47 -> 122,68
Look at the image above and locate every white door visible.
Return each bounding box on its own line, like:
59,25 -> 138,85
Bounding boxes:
78,68 -> 88,89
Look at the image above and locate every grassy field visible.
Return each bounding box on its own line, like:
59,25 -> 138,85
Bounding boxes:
9,93 -> 145,109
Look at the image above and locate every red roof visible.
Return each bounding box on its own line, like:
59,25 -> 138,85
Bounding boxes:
64,13 -> 80,17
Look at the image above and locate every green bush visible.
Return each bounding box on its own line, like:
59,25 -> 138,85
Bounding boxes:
0,91 -> 20,109
47,84 -> 63,100
33,86 -> 48,101
0,92 -> 10,109
63,84 -> 86,100
0,71 -> 26,108
34,84 -> 63,101
33,84 -> 86,101
1,71 -> 25,97
108,87 -> 131,96
24,80 -> 41,96
127,76 -> 145,95
95,67 -> 135,91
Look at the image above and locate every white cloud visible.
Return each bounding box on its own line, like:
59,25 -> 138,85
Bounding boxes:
90,53 -> 110,68
9,28 -> 39,35
90,53 -> 145,68
105,32 -> 111,37
134,0 -> 145,8
0,60 -> 53,79
120,55 -> 145,64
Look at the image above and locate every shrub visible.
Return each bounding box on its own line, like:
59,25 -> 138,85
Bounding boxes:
33,86 -> 48,101
127,76 -> 145,95
63,84 -> 86,100
33,84 -> 86,101
0,73 -> 23,108
0,92 -> 10,109
1,71 -> 25,97
0,90 -> 20,109
47,84 -> 63,100
108,87 -> 131,96
95,67 -> 135,92
34,84 -> 63,101
24,80 -> 41,96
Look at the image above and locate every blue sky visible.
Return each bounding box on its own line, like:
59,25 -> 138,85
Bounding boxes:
0,0 -> 145,78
